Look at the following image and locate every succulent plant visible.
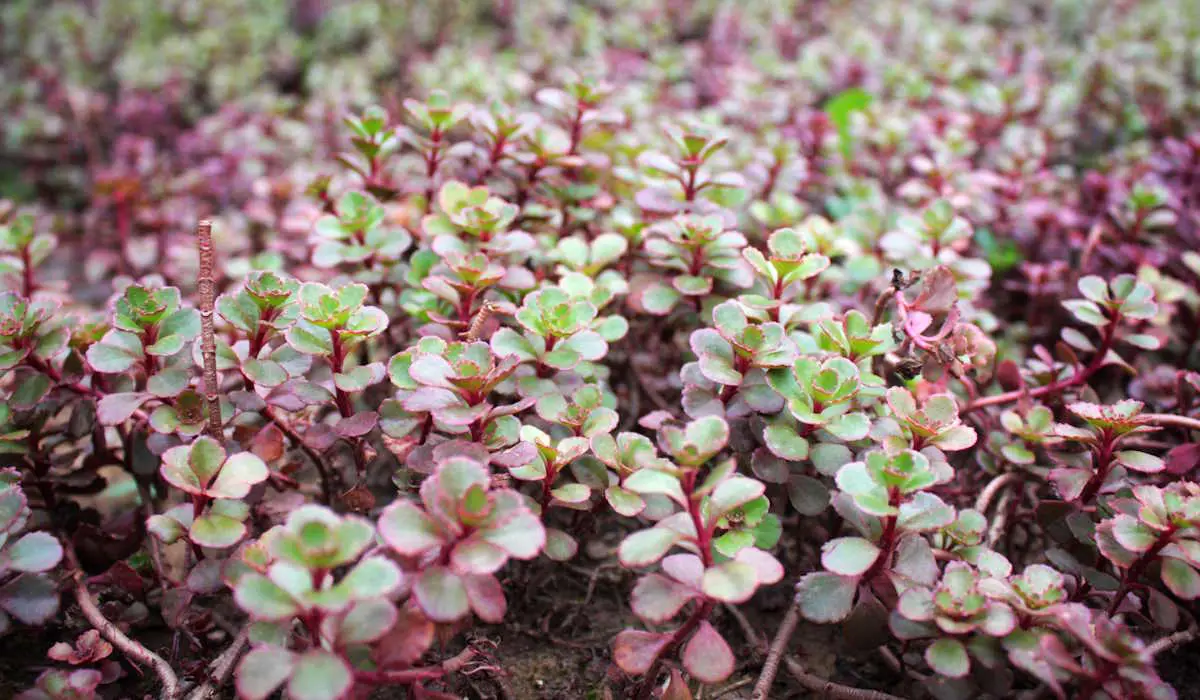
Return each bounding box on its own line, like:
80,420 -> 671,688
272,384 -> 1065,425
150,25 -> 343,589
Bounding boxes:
378,455 -> 544,622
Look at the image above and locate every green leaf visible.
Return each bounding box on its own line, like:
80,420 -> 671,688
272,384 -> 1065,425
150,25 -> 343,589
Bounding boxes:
897,492 -> 955,532
763,421 -> 809,461
686,415 -> 729,457
543,347 -> 581,370
674,275 -> 712,296
285,323 -> 334,356
925,638 -> 970,678
624,469 -> 686,505
796,572 -> 857,623
336,599 -> 397,645
490,328 -> 538,362
86,331 -> 142,372
235,574 -> 299,621
413,566 -> 470,622
824,412 -> 870,441
190,512 -> 246,549
147,369 -> 190,397
1077,276 -> 1108,303
1161,559 -> 1200,600
619,527 -> 679,567
713,530 -> 755,558
701,561 -> 759,603
242,358 -> 288,387
236,647 -> 295,700
288,649 -> 353,700
5,532 -> 62,572
821,537 -> 881,576
707,476 -> 765,523
542,528 -> 578,562
340,557 -> 402,600
1115,450 -> 1164,473
824,88 -> 873,159
1111,515 -> 1157,553
641,283 -> 681,315
207,452 -> 269,499
551,483 -> 591,504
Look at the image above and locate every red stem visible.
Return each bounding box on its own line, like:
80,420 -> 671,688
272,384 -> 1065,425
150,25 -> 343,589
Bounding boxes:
354,667 -> 445,684
631,469 -> 716,700
1077,431 -> 1116,505
964,316 -> 1118,413
862,488 -> 901,582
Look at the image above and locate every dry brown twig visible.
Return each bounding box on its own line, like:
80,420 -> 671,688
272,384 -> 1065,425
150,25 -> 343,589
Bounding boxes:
750,598 -> 802,699
196,219 -> 223,441
731,596 -> 905,700
66,546 -> 181,699
185,628 -> 250,700
974,471 -> 1019,514
1144,413 -> 1200,432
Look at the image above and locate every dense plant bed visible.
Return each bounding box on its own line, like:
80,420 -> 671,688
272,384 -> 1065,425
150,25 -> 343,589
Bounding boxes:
2,1 -> 1200,698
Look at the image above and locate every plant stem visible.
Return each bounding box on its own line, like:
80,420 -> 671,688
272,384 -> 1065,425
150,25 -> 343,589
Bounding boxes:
66,547 -> 181,699
196,219 -> 223,441
1144,413 -> 1200,431
354,667 -> 445,684
184,629 -> 249,700
728,601 -> 906,700
974,471 -> 1018,514
1146,628 -> 1198,656
354,646 -> 477,685
20,244 -> 34,296
263,406 -> 335,503
964,317 -> 1118,413
1078,432 -> 1116,505
632,469 -> 716,700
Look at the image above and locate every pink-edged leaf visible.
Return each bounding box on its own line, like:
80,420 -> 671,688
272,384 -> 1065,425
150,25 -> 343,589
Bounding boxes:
612,630 -> 672,675
378,501 -> 444,556
236,646 -> 294,700
701,561 -> 759,603
631,573 -> 697,623
450,538 -> 507,575
413,566 -> 469,623
661,554 -> 705,589
96,392 -> 152,426
682,620 -> 734,683
375,604 -> 435,667
734,547 -> 784,585
335,411 -> 379,438
463,573 -> 507,623
619,527 -> 680,568
1161,559 -> 1200,600
288,649 -> 353,700
402,387 -> 463,412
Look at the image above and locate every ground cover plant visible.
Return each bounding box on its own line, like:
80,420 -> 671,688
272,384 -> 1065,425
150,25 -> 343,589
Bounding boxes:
2,0 -> 1200,698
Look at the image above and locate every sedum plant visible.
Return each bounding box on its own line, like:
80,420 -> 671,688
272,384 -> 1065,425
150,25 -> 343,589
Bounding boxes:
6,5 -> 1200,698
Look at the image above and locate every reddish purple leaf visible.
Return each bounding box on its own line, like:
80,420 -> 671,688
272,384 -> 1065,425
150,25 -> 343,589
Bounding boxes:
612,629 -> 672,675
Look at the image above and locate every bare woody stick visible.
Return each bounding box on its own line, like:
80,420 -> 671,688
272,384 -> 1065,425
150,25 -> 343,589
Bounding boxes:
197,220 -> 223,440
